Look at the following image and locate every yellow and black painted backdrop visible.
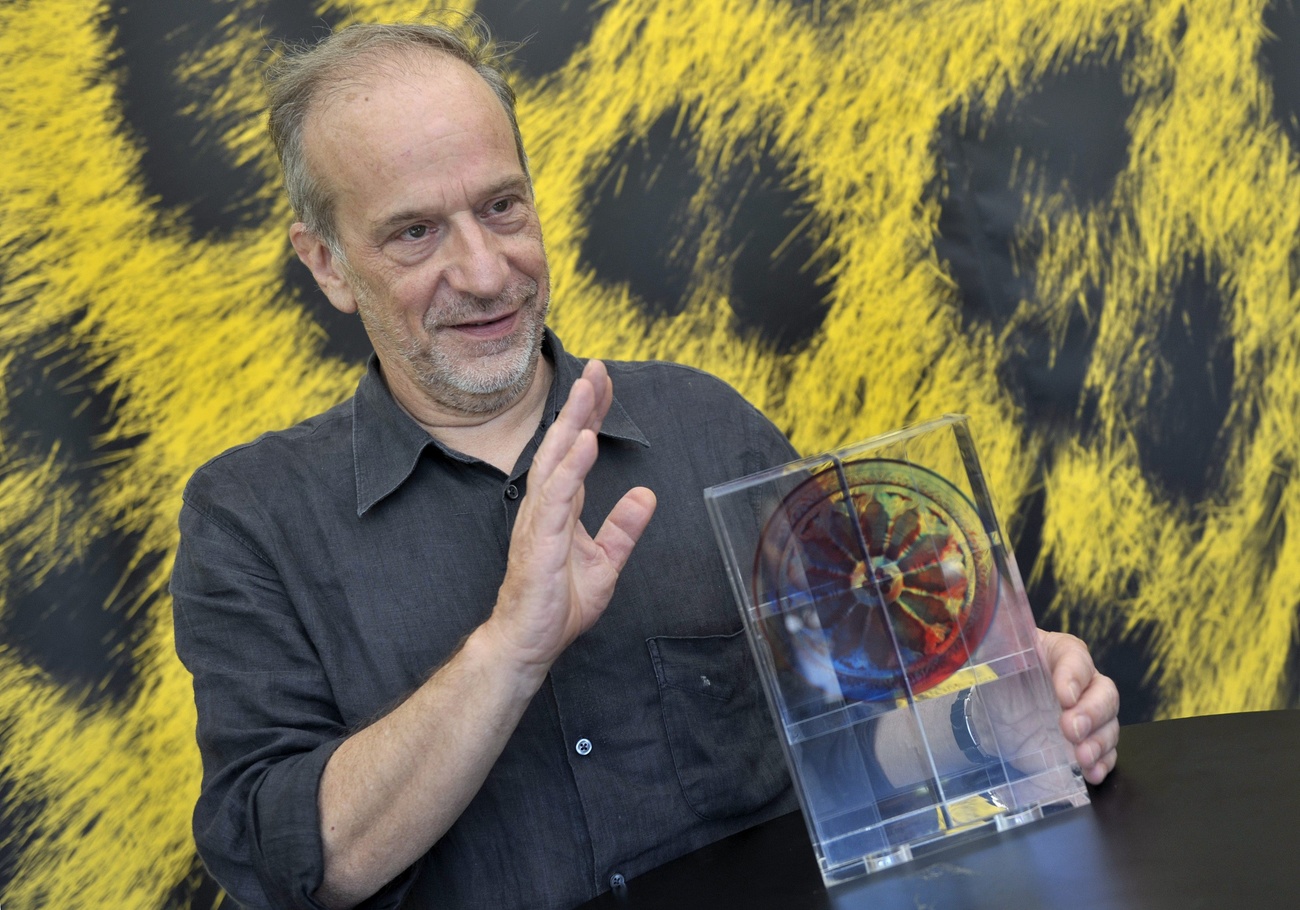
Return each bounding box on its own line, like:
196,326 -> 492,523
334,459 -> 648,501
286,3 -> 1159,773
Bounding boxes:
2,0 -> 1299,904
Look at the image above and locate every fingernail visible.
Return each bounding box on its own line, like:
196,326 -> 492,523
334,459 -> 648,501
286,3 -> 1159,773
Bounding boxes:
1073,715 -> 1092,740
1080,742 -> 1099,767
1067,681 -> 1080,706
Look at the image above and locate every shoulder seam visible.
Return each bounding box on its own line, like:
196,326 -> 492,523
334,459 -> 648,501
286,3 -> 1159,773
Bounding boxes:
180,498 -> 275,568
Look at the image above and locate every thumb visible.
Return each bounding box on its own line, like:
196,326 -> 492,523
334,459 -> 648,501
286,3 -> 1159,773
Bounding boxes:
591,487 -> 657,572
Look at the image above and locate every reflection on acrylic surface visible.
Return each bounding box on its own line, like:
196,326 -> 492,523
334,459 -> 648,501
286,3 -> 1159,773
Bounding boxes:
753,459 -> 997,702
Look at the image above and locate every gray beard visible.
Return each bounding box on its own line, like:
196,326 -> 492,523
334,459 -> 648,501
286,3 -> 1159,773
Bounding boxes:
388,280 -> 548,416
405,315 -> 545,415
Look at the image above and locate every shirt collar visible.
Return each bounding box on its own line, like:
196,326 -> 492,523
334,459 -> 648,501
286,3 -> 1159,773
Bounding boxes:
352,328 -> 649,515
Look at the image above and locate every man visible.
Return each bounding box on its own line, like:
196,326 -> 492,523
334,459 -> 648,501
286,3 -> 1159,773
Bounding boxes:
171,18 -> 1119,910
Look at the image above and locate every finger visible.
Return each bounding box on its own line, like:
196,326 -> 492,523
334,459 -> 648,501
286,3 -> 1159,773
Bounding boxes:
1083,752 -> 1118,785
534,360 -> 618,486
1091,745 -> 1118,784
1070,712 -> 1119,764
1062,670 -> 1121,744
1077,718 -> 1120,784
580,359 -> 614,434
1086,716 -> 1120,765
590,487 -> 657,572
532,374 -> 597,481
1039,629 -> 1095,709
529,428 -> 599,540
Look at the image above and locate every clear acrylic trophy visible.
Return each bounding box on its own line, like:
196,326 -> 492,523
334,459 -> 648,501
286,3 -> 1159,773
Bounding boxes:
704,415 -> 1089,885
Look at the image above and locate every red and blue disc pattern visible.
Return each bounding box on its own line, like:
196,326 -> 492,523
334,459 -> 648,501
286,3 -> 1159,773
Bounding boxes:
752,459 -> 998,702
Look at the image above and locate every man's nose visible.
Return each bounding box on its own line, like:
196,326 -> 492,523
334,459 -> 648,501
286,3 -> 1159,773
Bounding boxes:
443,221 -> 509,299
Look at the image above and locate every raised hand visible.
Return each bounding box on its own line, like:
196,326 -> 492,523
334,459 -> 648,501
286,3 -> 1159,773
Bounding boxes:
485,359 -> 657,676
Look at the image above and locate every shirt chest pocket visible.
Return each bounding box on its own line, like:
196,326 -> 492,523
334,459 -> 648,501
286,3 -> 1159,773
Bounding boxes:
646,630 -> 790,820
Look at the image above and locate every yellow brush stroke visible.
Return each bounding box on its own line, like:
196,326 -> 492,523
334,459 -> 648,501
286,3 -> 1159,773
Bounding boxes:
2,0 -> 1299,905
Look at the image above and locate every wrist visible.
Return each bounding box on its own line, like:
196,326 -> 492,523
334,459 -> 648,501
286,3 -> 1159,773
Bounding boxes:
469,618 -> 553,696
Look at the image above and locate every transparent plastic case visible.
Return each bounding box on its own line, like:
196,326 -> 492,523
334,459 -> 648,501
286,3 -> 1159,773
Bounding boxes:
704,415 -> 1089,885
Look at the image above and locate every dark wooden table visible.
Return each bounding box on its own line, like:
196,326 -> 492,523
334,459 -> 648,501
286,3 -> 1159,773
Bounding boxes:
578,710 -> 1300,909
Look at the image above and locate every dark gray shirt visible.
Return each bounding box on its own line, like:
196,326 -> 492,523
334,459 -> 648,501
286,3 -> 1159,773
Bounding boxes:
171,331 -> 798,910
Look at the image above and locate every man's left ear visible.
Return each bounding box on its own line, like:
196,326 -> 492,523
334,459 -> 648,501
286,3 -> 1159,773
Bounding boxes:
289,222 -> 359,315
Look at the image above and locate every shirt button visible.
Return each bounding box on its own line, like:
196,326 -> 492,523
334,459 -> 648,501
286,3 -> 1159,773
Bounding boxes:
505,484 -> 520,500
609,872 -> 627,890
575,737 -> 593,756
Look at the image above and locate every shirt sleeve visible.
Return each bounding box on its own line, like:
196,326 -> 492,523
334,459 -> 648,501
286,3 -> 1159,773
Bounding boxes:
738,389 -> 801,471
171,485 -> 419,909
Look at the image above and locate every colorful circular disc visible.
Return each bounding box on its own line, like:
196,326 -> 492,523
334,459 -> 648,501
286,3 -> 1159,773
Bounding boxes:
752,458 -> 997,702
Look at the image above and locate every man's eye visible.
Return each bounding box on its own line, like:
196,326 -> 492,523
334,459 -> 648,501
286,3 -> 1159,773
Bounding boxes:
403,225 -> 429,240
489,198 -> 514,214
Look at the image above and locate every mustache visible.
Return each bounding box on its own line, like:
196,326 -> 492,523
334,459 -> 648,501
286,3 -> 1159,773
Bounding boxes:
433,280 -> 541,322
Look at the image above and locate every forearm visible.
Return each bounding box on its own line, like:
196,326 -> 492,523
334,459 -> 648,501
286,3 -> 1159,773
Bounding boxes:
313,622 -> 547,908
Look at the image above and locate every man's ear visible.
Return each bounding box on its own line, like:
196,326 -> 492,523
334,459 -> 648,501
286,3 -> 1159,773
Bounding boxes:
289,222 -> 359,315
